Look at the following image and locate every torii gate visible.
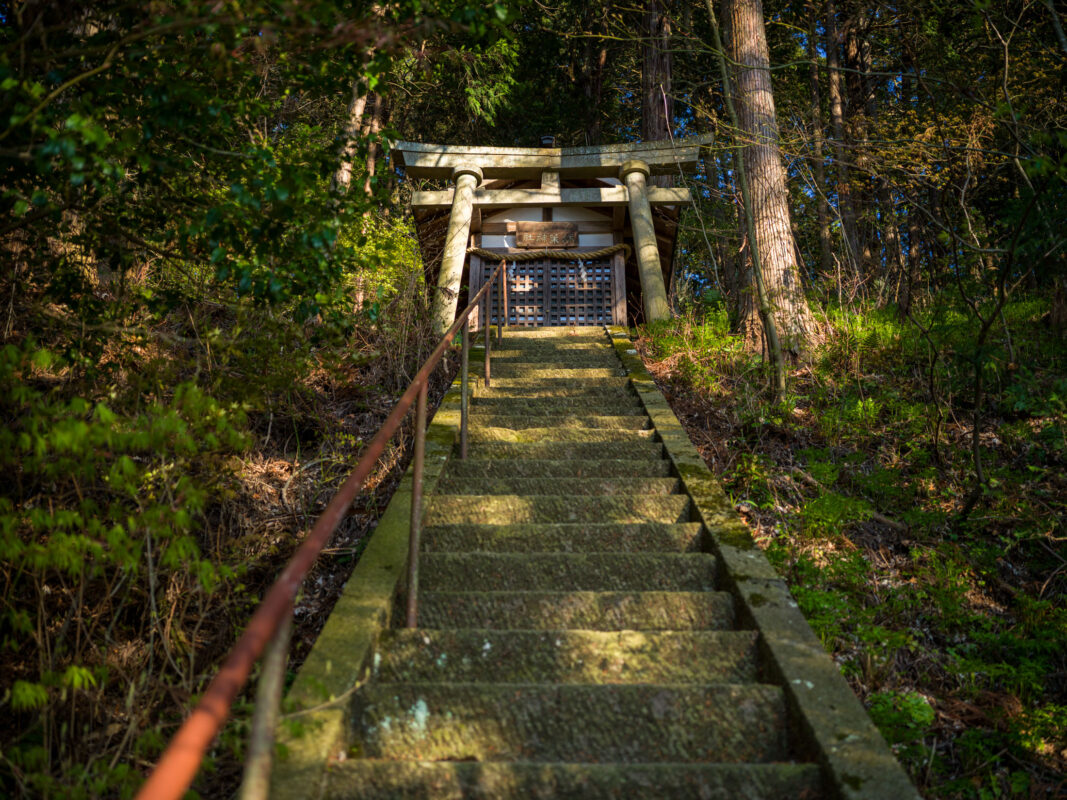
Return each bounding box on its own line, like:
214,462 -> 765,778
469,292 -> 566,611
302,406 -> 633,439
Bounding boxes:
392,137 -> 709,335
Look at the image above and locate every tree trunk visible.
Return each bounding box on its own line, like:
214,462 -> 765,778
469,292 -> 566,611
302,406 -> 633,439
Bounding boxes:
877,181 -> 907,307
331,80 -> 369,193
825,0 -> 860,283
577,7 -> 609,146
706,0 -> 786,399
844,12 -> 875,278
806,3 -> 833,281
361,92 -> 384,199
900,49 -> 921,316
642,0 -> 673,187
725,0 -> 818,355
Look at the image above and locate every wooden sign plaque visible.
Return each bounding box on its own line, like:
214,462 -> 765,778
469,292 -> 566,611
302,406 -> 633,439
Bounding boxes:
514,221 -> 579,249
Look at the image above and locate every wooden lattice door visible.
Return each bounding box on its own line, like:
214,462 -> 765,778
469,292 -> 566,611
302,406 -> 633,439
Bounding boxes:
475,256 -> 625,328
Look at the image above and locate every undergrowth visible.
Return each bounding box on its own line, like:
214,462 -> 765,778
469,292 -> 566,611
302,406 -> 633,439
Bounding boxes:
639,299 -> 1067,799
0,214 -> 451,799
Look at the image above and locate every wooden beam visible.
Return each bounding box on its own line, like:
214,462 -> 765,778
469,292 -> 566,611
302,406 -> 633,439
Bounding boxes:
411,186 -> 691,210
394,137 -> 711,180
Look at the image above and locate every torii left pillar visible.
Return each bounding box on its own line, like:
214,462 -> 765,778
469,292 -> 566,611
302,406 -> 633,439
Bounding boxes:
431,165 -> 483,336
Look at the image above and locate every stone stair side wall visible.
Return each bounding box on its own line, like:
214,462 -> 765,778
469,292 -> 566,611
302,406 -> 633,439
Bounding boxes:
606,326 -> 920,800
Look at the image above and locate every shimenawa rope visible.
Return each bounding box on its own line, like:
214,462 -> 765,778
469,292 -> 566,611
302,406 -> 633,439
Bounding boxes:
466,243 -> 631,262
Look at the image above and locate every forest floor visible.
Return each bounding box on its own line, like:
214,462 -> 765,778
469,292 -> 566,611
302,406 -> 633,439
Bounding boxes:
637,299 -> 1067,799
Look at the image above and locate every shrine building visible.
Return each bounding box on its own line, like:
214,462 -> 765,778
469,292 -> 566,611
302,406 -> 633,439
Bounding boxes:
391,137 -> 710,334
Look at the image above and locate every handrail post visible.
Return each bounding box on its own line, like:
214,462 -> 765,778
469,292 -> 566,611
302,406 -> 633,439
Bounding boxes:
498,259 -> 506,342
405,381 -> 428,628
484,272 -> 492,388
460,318 -> 469,459
236,606 -> 292,800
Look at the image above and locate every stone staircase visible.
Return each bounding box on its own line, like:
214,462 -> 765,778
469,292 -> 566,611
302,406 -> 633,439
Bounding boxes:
324,328 -> 826,798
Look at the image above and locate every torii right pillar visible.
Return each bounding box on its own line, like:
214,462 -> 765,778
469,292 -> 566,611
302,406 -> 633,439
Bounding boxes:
621,159 -> 671,323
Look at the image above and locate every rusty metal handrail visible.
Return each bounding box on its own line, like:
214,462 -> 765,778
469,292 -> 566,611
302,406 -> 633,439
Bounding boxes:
135,259 -> 507,800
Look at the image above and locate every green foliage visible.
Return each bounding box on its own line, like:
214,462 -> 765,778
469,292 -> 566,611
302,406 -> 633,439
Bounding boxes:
642,290 -> 1067,796
800,491 -> 872,538
0,1 -> 515,795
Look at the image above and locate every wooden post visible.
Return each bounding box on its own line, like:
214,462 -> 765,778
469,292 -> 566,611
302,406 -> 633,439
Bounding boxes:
430,165 -> 483,336
620,160 -> 670,322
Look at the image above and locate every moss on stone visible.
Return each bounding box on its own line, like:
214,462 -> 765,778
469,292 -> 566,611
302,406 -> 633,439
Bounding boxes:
444,458 -> 673,479
417,590 -> 735,631
325,761 -> 824,800
353,683 -> 789,763
424,493 -> 689,525
422,521 -> 703,553
419,552 -> 717,592
435,476 -> 678,496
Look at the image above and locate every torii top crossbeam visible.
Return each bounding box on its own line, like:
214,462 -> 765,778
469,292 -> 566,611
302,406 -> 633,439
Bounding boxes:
392,136 -> 712,333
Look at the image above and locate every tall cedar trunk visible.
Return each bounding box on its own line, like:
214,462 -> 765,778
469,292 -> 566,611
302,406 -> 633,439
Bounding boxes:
578,6 -> 609,146
361,92 -> 383,199
806,4 -> 833,281
844,13 -> 874,277
725,0 -> 817,354
877,180 -> 907,306
825,0 -> 860,283
901,44 -> 921,315
642,0 -> 674,187
331,80 -> 369,193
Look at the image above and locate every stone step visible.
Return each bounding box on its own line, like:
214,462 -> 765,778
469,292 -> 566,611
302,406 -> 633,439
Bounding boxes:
466,427 -> 655,444
434,476 -> 678,496
483,376 -> 631,391
417,591 -> 735,631
419,553 -> 716,592
474,344 -> 612,355
424,494 -> 688,526
353,683 -> 790,763
422,522 -> 704,553
470,414 -> 650,430
374,629 -> 759,685
490,365 -> 624,379
486,351 -> 621,362
464,441 -> 665,461
445,459 -> 673,480
326,761 -> 824,800
479,385 -> 639,400
482,327 -> 606,340
470,397 -> 646,414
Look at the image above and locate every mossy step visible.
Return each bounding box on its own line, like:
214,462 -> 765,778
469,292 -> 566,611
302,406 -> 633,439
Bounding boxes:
434,476 -> 678,496
445,458 -> 672,479
486,351 -> 620,362
464,441 -> 665,461
353,683 -> 789,762
417,591 -> 735,630
488,327 -> 606,339
419,553 -> 716,592
422,522 -> 704,553
479,385 -> 638,400
484,376 -> 630,390
491,366 -> 624,379
466,427 -> 655,444
470,397 -> 646,415
475,341 -> 612,351
326,761 -> 824,800
374,629 -> 759,684
471,414 -> 650,430
424,494 -> 688,525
